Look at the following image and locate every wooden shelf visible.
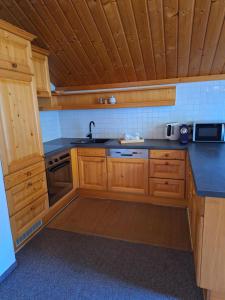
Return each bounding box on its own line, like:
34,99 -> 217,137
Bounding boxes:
39,100 -> 175,111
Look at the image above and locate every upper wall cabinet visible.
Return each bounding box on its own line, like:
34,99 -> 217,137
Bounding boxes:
0,20 -> 34,77
32,45 -> 51,99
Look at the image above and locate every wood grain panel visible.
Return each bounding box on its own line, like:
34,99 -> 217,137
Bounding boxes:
150,159 -> 185,180
147,0 -> 166,79
107,157 -> 148,195
0,1 -> 225,88
178,0 -> 195,77
149,150 -> 186,160
200,0 -> 225,75
149,178 -> 185,200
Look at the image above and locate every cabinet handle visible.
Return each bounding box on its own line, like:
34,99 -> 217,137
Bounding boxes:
12,63 -> 18,68
27,182 -> 33,187
26,171 -> 32,176
165,154 -> 169,157
164,181 -> 169,185
165,162 -> 169,165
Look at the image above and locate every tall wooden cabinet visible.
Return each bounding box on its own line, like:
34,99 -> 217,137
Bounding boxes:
32,45 -> 51,99
0,20 -> 48,249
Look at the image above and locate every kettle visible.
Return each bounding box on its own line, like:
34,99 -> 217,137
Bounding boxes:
165,123 -> 180,140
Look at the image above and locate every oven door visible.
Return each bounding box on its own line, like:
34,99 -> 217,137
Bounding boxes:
46,160 -> 73,207
193,123 -> 224,142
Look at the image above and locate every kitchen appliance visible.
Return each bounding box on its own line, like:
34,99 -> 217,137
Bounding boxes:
45,150 -> 73,207
193,123 -> 225,142
108,148 -> 148,159
165,123 -> 180,140
179,124 -> 189,144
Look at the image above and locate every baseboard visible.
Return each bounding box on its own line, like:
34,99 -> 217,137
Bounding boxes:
0,261 -> 17,283
79,189 -> 187,208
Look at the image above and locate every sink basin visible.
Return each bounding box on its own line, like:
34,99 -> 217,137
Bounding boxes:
71,138 -> 110,144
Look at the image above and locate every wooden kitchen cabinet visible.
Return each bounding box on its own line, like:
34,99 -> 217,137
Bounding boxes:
149,178 -> 185,199
107,158 -> 148,195
32,45 -> 51,98
150,149 -> 186,160
150,159 -> 185,180
78,156 -> 107,190
0,20 -> 34,76
0,77 -> 44,175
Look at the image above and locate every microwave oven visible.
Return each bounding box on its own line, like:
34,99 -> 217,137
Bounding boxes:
193,123 -> 225,142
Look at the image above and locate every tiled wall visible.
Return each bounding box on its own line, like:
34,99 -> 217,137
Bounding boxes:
40,80 -> 225,141
39,111 -> 61,142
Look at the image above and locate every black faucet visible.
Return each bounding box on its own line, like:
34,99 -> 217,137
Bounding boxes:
86,121 -> 95,140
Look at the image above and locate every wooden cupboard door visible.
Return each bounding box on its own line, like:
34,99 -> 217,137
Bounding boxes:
7,172 -> 47,216
0,28 -> 33,75
150,159 -> 185,179
32,50 -> 51,98
10,193 -> 48,242
78,156 -> 107,190
149,150 -> 186,160
0,78 -> 43,175
107,158 -> 148,195
149,178 -> 185,199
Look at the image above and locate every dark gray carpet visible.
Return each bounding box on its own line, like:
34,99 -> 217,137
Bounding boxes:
0,229 -> 203,300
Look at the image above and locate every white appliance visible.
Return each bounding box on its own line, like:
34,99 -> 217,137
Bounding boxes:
0,161 -> 16,282
165,123 -> 180,140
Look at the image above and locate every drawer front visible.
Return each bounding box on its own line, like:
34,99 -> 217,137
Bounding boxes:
149,150 -> 186,160
149,178 -> 185,199
0,29 -> 32,75
7,172 -> 47,216
4,160 -> 45,190
78,148 -> 106,157
11,193 -> 48,241
150,159 -> 185,179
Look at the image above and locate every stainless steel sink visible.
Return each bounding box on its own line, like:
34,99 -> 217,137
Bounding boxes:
71,138 -> 110,144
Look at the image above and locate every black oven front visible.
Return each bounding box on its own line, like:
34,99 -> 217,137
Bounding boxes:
45,150 -> 73,207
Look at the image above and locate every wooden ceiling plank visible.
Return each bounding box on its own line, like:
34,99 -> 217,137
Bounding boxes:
200,0 -> 225,75
44,0 -> 101,83
1,0 -> 71,85
116,0 -> 147,81
71,0 -> 119,83
178,0 -> 195,77
163,0 -> 178,78
188,0 -> 211,76
147,0 -> 167,79
211,19 -> 225,74
30,0 -> 93,84
0,1 -> 22,28
131,0 -> 156,80
57,0 -> 107,82
86,0 -> 127,83
101,0 -> 137,82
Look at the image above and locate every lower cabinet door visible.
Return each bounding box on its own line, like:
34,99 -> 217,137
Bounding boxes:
7,172 -> 47,216
107,158 -> 148,194
10,193 -> 49,244
149,178 -> 185,199
78,156 -> 107,190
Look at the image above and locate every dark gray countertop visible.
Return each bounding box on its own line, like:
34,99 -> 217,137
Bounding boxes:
44,138 -> 225,199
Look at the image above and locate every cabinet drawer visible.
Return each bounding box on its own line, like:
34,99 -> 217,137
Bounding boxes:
4,160 -> 45,190
149,150 -> 186,160
149,178 -> 185,199
78,148 -> 106,157
0,29 -> 33,75
10,193 -> 48,241
7,172 -> 47,216
150,159 -> 185,179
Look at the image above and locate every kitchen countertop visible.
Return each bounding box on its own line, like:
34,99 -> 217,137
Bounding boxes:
44,138 -> 225,199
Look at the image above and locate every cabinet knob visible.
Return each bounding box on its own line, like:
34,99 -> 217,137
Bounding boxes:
12,63 -> 18,68
26,171 -> 32,176
164,181 -> 169,185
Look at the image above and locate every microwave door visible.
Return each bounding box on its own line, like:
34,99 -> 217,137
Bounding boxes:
195,124 -> 223,142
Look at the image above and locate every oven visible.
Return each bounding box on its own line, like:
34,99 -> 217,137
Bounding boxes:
193,123 -> 225,142
45,150 -> 73,207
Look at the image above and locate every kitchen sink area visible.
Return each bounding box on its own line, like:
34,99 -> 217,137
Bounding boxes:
70,138 -> 110,144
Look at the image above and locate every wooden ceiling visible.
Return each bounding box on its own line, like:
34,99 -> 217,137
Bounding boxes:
0,0 -> 225,89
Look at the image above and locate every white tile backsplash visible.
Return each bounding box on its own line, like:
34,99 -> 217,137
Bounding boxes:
40,80 -> 225,141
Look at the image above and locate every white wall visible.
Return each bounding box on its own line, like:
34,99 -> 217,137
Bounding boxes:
0,162 -> 16,279
39,111 -> 61,142
40,80 -> 225,141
